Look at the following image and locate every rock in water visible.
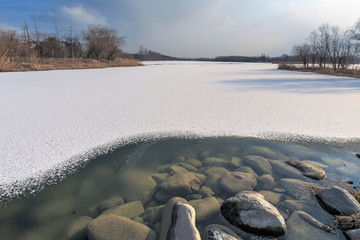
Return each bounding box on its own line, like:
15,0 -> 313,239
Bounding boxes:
219,172 -> 257,194
166,203 -> 201,240
203,224 -> 242,240
189,197 -> 220,223
220,192 -> 286,237
285,211 -> 337,240
159,197 -> 189,240
344,229 -> 360,240
160,172 -> 201,195
356,153 -> 360,159
243,155 -> 272,175
285,159 -> 326,180
257,174 -> 275,190
316,186 -> 360,215
65,216 -> 93,240
87,214 -> 156,240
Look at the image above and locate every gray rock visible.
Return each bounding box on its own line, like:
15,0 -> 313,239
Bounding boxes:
165,203 -> 201,240
203,157 -> 229,167
204,167 -> 230,176
97,197 -> 124,212
159,197 -> 189,240
345,229 -> 360,240
285,159 -> 326,180
169,165 -> 189,174
102,201 -> 144,218
65,216 -> 93,240
141,205 -> 164,225
259,191 -> 281,205
243,146 -> 288,160
199,186 -> 215,198
203,224 -> 242,240
187,194 -> 203,200
221,192 -> 286,237
257,174 -> 275,190
160,172 -> 201,195
204,174 -> 222,194
87,214 -> 156,240
189,197 -> 220,223
187,158 -> 203,168
316,186 -> 360,215
117,169 -> 157,204
219,172 -> 257,194
179,162 -> 198,172
285,211 -> 337,240
243,155 -> 273,175
280,178 -> 319,199
269,160 -> 307,180
235,166 -> 259,178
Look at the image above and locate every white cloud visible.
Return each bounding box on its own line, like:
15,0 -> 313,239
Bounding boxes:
0,22 -> 21,32
61,5 -> 107,27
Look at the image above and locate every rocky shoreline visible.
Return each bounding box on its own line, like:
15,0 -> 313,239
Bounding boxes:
59,146 -> 360,240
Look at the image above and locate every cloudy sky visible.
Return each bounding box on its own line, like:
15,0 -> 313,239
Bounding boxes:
1,0 -> 360,58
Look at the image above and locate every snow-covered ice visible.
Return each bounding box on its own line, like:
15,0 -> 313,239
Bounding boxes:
1,61 -> 360,196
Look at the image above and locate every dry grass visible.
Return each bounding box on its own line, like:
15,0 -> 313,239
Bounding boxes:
0,57 -> 141,72
335,213 -> 360,230
278,63 -> 360,78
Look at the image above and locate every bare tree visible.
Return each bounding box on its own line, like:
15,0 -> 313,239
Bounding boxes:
293,43 -> 310,67
82,25 -> 125,61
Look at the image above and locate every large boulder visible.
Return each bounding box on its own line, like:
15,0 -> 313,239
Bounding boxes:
316,186 -> 360,216
203,224 -> 242,240
219,172 -> 257,194
160,172 -> 201,195
117,169 -> 157,204
243,155 -> 272,175
285,211 -> 337,240
189,197 -> 220,223
285,159 -> 326,180
87,214 -> 156,240
221,192 -> 286,237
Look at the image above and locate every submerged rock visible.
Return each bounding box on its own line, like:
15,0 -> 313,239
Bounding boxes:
117,169 -> 157,204
259,191 -> 281,205
65,216 -> 93,240
243,146 -> 288,160
203,157 -> 229,167
97,197 -> 124,212
316,186 -> 360,216
204,167 -> 229,176
141,205 -> 164,225
189,197 -> 220,223
257,174 -> 275,190
204,174 -> 222,194
87,214 -> 156,240
285,211 -> 337,240
219,172 -> 257,194
102,201 -> 144,219
160,172 -> 201,195
269,160 -> 307,180
344,229 -> 360,240
280,178 -> 318,199
203,224 -> 242,240
285,159 -> 326,180
243,155 -> 272,175
199,186 -> 215,198
220,192 -> 286,237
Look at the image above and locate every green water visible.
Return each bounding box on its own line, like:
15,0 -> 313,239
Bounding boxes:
0,137 -> 359,239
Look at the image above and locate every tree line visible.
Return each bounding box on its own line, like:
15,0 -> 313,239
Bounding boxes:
293,20 -> 360,70
0,21 -> 126,65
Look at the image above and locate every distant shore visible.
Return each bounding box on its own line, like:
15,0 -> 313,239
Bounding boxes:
0,57 -> 141,72
278,63 -> 360,79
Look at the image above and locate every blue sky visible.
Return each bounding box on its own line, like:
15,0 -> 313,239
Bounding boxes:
1,0 -> 360,58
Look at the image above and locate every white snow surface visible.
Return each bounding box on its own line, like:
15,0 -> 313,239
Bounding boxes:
1,61 -> 360,194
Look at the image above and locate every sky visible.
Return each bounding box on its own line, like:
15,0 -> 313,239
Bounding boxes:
1,0 -> 360,58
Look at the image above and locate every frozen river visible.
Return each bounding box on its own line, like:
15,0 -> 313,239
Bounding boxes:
0,61 -> 360,195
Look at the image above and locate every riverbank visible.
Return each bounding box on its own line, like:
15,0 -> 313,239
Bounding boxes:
0,57 -> 141,72
278,63 -> 360,78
